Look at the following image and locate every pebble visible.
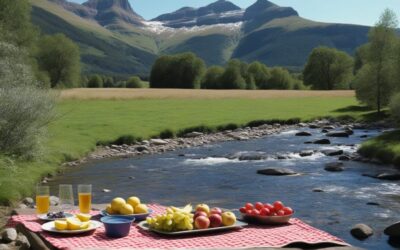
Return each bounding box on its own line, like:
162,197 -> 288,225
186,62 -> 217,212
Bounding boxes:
350,224 -> 373,240
300,150 -> 314,157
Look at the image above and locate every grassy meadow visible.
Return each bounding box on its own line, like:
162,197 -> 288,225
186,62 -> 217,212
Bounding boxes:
0,89 -> 376,204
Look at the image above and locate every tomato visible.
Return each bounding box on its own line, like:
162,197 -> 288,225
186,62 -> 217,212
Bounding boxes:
246,209 -> 253,215
276,210 -> 285,216
260,208 -> 270,216
239,207 -> 247,214
273,201 -> 284,211
255,202 -> 264,210
251,209 -> 260,216
245,203 -> 254,210
264,203 -> 274,212
283,207 -> 294,215
271,212 -> 277,216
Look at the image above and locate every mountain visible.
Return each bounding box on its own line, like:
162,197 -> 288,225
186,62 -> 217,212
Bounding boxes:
30,0 -> 370,76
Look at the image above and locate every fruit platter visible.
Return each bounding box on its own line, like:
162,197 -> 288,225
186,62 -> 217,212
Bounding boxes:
41,213 -> 102,234
239,201 -> 294,225
138,204 -> 247,236
101,196 -> 152,221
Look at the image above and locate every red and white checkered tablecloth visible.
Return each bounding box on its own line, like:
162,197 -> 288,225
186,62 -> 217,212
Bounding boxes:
8,204 -> 349,250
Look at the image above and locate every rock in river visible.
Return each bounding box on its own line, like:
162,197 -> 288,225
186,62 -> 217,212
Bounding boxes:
365,172 -> 400,181
339,155 -> 351,161
257,168 -> 297,176
350,224 -> 373,240
385,221 -> 400,237
295,131 -> 312,136
322,149 -> 344,156
300,150 -> 314,157
325,162 -> 344,172
326,131 -> 350,138
313,139 -> 331,145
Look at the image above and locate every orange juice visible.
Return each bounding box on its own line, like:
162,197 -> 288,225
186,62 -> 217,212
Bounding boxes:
36,195 -> 50,214
79,193 -> 92,213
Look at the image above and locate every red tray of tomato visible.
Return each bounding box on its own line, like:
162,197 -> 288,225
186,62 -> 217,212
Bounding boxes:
239,201 -> 294,225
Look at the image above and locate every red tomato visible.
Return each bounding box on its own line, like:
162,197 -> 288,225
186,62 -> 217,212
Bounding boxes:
283,207 -> 294,215
255,202 -> 264,210
239,207 -> 247,213
271,212 -> 277,216
245,203 -> 254,210
251,209 -> 260,216
260,208 -> 270,216
246,209 -> 253,215
277,210 -> 285,216
273,201 -> 284,211
264,203 -> 274,212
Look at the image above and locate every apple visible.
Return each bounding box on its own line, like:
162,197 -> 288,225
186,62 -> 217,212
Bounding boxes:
196,204 -> 210,215
209,214 -> 223,228
210,207 -> 222,215
221,212 -> 236,226
194,216 -> 210,229
194,211 -> 208,220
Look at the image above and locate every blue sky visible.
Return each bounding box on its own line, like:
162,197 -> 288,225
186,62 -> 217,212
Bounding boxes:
69,0 -> 400,26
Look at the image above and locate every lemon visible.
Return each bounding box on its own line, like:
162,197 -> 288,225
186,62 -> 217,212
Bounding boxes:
106,204 -> 116,214
120,203 -> 134,215
127,197 -> 141,208
134,204 -> 148,214
80,221 -> 91,230
54,220 -> 68,231
76,213 -> 91,222
66,218 -> 82,230
111,197 -> 126,213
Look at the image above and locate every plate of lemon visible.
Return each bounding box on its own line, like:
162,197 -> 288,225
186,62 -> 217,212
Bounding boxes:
41,214 -> 102,234
100,196 -> 152,221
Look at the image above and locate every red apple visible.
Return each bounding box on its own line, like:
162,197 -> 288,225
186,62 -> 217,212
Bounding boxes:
194,216 -> 210,229
210,207 -> 222,215
194,211 -> 208,220
209,214 -> 223,228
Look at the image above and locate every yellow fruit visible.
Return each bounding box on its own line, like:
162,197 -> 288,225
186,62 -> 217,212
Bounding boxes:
106,204 -> 116,214
111,197 -> 126,213
134,204 -> 148,214
54,220 -> 68,231
127,196 -> 141,208
120,204 -> 134,215
76,213 -> 91,222
80,221 -> 91,230
66,218 -> 82,230
221,212 -> 236,226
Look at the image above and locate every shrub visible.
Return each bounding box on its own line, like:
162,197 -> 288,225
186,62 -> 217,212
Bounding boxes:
87,75 -> 103,88
126,76 -> 143,88
268,67 -> 293,90
201,66 -> 224,89
159,129 -> 175,139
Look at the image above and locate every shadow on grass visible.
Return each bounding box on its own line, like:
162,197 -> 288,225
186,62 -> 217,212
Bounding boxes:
333,105 -> 389,122
334,105 -> 373,113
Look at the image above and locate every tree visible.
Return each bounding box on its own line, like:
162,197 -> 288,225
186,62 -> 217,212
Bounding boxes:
268,67 -> 293,89
247,61 -> 270,89
103,77 -> 114,88
219,60 -> 246,89
126,76 -> 143,88
303,47 -> 354,90
354,9 -> 399,113
201,66 -> 224,89
36,34 -> 81,88
87,75 -> 103,88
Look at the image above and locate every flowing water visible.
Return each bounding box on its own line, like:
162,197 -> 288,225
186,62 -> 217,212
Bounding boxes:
49,128 -> 400,249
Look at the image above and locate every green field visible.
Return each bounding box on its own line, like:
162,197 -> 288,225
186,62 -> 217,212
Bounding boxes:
0,93 -> 376,204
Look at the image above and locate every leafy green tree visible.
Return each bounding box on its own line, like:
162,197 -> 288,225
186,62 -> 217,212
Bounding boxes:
220,60 -> 246,89
268,67 -> 293,90
201,66 -> 224,89
103,77 -> 114,88
354,9 -> 399,113
354,44 -> 368,75
303,47 -> 354,90
87,75 -> 103,88
36,34 -> 81,88
126,76 -> 143,88
247,61 -> 270,89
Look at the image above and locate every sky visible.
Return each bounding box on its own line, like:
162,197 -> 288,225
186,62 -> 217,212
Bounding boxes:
69,0 -> 400,26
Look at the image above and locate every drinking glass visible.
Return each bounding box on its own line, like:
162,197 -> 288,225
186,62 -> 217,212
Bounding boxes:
59,184 -> 74,211
78,184 -> 92,214
36,185 -> 50,215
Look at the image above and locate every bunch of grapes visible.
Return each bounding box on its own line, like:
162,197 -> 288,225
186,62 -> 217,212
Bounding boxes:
146,207 -> 194,232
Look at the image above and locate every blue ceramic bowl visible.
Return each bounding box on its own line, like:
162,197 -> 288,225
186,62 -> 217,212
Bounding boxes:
101,216 -> 135,238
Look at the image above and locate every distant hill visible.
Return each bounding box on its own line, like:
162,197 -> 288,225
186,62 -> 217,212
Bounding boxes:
30,0 -> 370,76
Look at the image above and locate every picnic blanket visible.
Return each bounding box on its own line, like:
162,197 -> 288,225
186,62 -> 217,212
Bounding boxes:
8,204 -> 349,250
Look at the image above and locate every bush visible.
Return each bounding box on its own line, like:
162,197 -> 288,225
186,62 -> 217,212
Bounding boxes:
87,75 -> 103,88
268,67 -> 293,90
126,76 -> 143,88
159,129 -> 175,139
201,66 -> 224,89
103,77 -> 114,88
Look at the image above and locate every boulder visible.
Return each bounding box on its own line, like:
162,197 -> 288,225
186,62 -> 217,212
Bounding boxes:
298,123 -> 307,127
325,162 -> 344,172
295,131 -> 312,136
238,153 -> 266,161
15,234 -> 30,250
22,197 -> 34,206
350,224 -> 373,240
49,196 -> 59,206
150,139 -> 168,146
376,173 -> 400,181
136,145 -> 149,152
1,228 -> 17,243
326,131 -> 350,138
385,221 -> 400,237
185,132 -> 203,138
313,139 -> 331,145
322,149 -> 344,156
300,150 -> 314,157
345,128 -> 354,135
323,125 -> 335,130
309,124 -> 319,129
257,168 -> 297,176
339,155 -> 351,161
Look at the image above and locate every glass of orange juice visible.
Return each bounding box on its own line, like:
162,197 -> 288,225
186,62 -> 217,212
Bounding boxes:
36,186 -> 50,215
78,184 -> 92,214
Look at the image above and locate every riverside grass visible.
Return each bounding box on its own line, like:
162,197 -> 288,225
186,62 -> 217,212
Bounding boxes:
0,90 -> 375,204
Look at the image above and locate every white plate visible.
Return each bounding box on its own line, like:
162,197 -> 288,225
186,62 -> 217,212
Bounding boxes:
37,213 -> 74,221
137,220 -> 247,236
41,220 -> 102,234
